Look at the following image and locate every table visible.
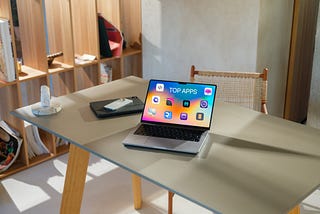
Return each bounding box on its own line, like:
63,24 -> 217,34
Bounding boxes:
12,76 -> 320,214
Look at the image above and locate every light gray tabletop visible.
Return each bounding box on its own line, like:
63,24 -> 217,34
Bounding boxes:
12,76 -> 320,214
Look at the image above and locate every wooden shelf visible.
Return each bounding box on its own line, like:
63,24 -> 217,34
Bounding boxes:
56,144 -> 70,155
0,80 -> 17,88
0,161 -> 27,179
0,0 -> 142,178
48,61 -> 74,74
122,48 -> 142,57
28,153 -> 54,166
18,65 -> 47,82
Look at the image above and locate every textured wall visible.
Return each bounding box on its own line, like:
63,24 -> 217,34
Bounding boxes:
307,6 -> 320,129
142,0 -> 293,116
256,0 -> 293,116
142,0 -> 259,78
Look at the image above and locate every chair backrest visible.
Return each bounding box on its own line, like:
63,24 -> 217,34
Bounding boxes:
190,65 -> 269,114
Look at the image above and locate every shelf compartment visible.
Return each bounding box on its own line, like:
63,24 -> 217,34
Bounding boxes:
50,70 -> 75,96
100,58 -> 121,81
56,144 -> 70,155
74,59 -> 99,67
16,0 -> 48,72
48,61 -> 74,74
19,76 -> 48,106
18,65 -> 47,82
122,53 -> 142,78
122,48 -> 142,57
120,0 -> 142,46
71,0 -> 99,58
28,153 -> 54,166
75,64 -> 99,90
0,161 -> 27,179
44,0 -> 75,67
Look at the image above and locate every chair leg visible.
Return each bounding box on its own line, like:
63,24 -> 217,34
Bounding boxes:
168,191 -> 174,214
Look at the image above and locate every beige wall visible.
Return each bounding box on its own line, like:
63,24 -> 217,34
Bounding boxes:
256,0 -> 294,116
142,0 -> 293,116
307,5 -> 320,129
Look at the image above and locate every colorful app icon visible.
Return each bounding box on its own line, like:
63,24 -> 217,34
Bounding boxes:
166,98 -> 174,106
183,100 -> 190,107
196,112 -> 204,120
164,111 -> 172,119
180,113 -> 188,120
148,108 -> 156,116
204,87 -> 212,95
156,83 -> 164,92
200,100 -> 208,108
152,96 -> 160,104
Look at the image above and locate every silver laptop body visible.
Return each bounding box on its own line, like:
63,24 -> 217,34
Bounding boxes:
123,79 -> 217,154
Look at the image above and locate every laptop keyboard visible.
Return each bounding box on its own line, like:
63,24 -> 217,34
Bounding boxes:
134,124 -> 204,142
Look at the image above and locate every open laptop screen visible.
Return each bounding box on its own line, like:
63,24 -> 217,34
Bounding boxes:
141,80 -> 217,129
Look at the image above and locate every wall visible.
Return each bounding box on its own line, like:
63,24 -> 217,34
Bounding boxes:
307,5 -> 320,129
256,0 -> 294,116
142,0 -> 293,116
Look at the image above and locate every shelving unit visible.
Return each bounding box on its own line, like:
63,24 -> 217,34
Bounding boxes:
0,0 -> 142,179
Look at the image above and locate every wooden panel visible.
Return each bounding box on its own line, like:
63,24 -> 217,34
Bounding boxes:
39,128 -> 54,153
51,70 -> 75,96
70,0 -> 99,57
285,0 -> 319,123
20,77 -> 48,106
120,0 -> 141,45
75,64 -> 99,90
0,84 -> 21,128
122,53 -> 142,77
16,0 -> 48,71
45,0 -> 75,66
101,58 -> 121,81
0,84 -> 28,173
0,0 -> 11,18
97,0 -> 120,29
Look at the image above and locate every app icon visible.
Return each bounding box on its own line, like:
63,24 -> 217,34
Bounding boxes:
183,100 -> 190,107
152,96 -> 160,104
200,100 -> 208,108
156,83 -> 164,92
164,111 -> 172,119
196,112 -> 204,120
180,113 -> 188,120
148,108 -> 156,116
166,98 -> 174,106
204,87 -> 212,95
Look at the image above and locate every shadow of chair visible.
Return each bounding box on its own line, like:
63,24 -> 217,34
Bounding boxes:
167,64 -> 269,214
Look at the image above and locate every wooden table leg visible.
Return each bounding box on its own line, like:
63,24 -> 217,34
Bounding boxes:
288,205 -> 300,214
168,191 -> 174,214
60,144 -> 90,214
132,174 -> 142,209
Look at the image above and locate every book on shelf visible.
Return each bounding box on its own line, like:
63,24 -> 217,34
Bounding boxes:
55,137 -> 69,147
24,121 -> 50,158
100,63 -> 112,83
0,18 -> 15,82
0,120 -> 22,172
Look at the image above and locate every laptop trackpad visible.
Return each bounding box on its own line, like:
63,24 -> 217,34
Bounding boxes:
146,137 -> 185,149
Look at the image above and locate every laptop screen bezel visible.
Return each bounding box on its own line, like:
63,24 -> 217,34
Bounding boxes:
140,79 -> 217,130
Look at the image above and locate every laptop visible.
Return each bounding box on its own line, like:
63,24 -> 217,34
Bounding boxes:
122,79 -> 217,154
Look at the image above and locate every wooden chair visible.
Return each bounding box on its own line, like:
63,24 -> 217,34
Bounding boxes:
167,65 -> 269,214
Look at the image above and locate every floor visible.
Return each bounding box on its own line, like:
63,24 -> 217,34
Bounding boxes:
0,154 -> 319,214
